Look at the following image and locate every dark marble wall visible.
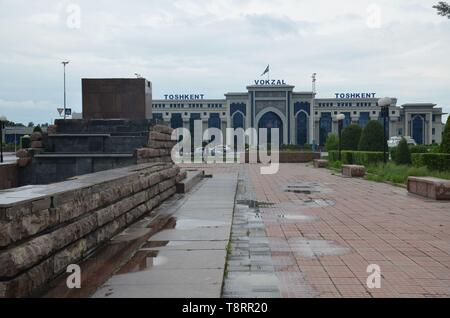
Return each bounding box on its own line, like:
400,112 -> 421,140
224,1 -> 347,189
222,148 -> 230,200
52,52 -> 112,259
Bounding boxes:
82,79 -> 152,119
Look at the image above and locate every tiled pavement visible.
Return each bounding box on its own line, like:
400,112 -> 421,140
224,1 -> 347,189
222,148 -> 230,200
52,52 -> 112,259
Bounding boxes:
182,163 -> 450,298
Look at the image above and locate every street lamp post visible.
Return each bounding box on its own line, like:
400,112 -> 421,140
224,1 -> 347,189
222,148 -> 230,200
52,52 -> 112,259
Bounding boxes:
378,97 -> 392,164
336,114 -> 345,161
0,115 -> 8,163
62,61 -> 70,120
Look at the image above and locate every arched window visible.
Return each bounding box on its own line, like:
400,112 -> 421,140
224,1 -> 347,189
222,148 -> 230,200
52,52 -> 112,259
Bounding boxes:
296,112 -> 308,146
208,113 -> 221,130
232,112 -> 245,129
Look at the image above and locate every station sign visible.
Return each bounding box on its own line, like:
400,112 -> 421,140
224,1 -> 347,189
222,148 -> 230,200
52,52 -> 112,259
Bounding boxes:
335,93 -> 377,99
164,94 -> 205,101
254,79 -> 287,86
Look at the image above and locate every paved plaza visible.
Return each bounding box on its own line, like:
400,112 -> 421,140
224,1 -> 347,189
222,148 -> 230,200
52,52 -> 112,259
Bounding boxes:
184,163 -> 450,298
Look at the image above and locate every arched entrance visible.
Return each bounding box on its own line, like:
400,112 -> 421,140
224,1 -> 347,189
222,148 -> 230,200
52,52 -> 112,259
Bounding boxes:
258,111 -> 283,145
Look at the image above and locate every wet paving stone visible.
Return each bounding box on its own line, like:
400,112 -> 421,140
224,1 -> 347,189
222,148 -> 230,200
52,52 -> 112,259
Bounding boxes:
222,167 -> 281,298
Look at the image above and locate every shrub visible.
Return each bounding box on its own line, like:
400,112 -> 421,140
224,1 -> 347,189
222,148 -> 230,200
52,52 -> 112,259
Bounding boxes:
412,153 -> 450,171
33,125 -> 42,133
353,151 -> 385,166
358,120 -> 385,152
390,147 -> 398,162
395,138 -> 411,165
428,143 -> 441,153
410,145 -> 428,154
20,135 -> 31,149
441,116 -> 450,154
329,150 -> 385,166
341,124 -> 362,151
328,150 -> 339,162
325,134 -> 339,151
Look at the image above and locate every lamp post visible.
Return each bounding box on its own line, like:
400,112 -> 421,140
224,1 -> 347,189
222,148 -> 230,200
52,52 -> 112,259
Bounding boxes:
62,61 -> 70,120
0,115 -> 8,163
378,97 -> 392,164
336,114 -> 345,161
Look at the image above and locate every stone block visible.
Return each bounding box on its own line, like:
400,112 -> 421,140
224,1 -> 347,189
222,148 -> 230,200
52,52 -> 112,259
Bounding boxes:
407,177 -> 450,200
30,141 -> 43,149
53,239 -> 88,274
16,149 -> 31,158
0,234 -> 55,278
313,159 -> 328,168
0,208 -> 59,247
149,131 -> 172,142
0,257 -> 54,298
17,157 -> 31,168
31,132 -> 43,141
342,165 -> 366,178
51,214 -> 98,250
153,125 -> 173,135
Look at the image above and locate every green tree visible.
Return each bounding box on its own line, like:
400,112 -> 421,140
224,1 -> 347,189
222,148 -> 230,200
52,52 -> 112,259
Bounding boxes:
358,120 -> 385,152
341,124 -> 362,151
395,137 -> 412,165
434,1 -> 450,18
325,133 -> 339,151
33,125 -> 42,133
441,116 -> 450,153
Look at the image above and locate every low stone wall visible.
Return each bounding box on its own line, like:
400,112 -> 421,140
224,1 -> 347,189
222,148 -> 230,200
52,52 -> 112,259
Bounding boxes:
342,165 -> 366,178
0,162 -> 179,298
407,177 -> 450,200
245,151 -> 320,163
313,159 -> 328,168
0,163 -> 18,190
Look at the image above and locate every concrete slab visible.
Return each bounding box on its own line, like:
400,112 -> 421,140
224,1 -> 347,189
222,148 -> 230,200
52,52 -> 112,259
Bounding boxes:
142,240 -> 228,251
98,268 -> 224,286
148,225 -> 231,241
93,283 -> 221,298
93,173 -> 238,298
116,249 -> 227,271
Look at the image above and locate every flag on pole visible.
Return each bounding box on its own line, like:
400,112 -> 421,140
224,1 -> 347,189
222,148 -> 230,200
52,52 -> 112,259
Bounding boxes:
261,65 -> 270,77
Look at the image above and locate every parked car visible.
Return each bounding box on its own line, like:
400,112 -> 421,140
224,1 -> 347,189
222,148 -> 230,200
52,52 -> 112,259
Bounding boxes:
388,136 -> 417,148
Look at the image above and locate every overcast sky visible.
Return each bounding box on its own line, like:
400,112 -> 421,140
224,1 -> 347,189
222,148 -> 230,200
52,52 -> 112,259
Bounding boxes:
0,0 -> 449,125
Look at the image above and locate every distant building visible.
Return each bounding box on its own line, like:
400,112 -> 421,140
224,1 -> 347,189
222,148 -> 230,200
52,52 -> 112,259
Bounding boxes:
151,82 -> 446,146
2,127 -> 34,145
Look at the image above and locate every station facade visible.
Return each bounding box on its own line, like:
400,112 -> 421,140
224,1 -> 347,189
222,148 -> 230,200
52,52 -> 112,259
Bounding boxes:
151,82 -> 446,146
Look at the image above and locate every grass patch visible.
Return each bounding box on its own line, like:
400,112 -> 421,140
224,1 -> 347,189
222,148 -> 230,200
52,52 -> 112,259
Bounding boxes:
365,162 -> 450,185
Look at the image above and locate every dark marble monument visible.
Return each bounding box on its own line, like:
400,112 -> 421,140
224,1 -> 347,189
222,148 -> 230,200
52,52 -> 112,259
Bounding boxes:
82,78 -> 152,119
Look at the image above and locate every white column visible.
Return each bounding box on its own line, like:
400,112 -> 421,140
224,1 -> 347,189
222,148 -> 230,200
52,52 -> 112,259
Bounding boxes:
310,98 -> 315,144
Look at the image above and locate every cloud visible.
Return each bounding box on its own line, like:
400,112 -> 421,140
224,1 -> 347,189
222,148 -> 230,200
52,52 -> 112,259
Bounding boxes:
0,0 -> 448,124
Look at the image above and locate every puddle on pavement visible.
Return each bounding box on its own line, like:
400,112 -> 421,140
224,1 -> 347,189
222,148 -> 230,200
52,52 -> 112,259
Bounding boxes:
117,250 -> 169,274
236,200 -> 275,208
277,214 -> 313,221
288,238 -> 350,258
283,182 -> 332,195
287,199 -> 336,208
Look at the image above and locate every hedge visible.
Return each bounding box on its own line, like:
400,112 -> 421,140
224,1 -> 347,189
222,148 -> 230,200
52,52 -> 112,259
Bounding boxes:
328,150 -> 386,166
412,153 -> 450,171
